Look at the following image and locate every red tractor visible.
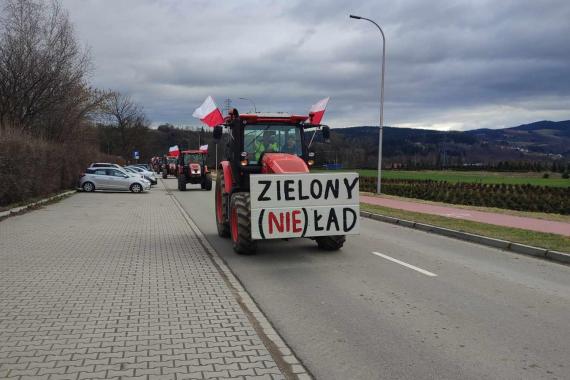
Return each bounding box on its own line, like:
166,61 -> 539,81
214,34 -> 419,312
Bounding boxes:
151,156 -> 164,173
213,110 -> 360,255
162,155 -> 178,179
177,150 -> 212,191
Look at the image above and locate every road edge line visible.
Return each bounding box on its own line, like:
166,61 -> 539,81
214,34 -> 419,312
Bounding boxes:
165,182 -> 313,380
0,190 -> 77,221
361,211 -> 570,265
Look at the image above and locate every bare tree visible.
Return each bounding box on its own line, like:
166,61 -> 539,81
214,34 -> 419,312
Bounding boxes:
0,0 -> 93,137
101,92 -> 149,157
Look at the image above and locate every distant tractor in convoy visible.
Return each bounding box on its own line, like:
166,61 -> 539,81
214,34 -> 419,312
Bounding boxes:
152,156 -> 163,173
162,156 -> 178,179
213,109 -> 360,255
177,150 -> 212,191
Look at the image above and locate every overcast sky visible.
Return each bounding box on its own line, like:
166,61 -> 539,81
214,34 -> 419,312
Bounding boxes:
61,0 -> 570,130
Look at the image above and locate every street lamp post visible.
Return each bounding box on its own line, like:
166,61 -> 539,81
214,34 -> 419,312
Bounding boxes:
350,14 -> 386,194
238,97 -> 257,113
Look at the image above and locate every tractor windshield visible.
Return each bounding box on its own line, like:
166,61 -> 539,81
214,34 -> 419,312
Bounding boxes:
167,157 -> 177,164
183,154 -> 204,165
244,124 -> 302,163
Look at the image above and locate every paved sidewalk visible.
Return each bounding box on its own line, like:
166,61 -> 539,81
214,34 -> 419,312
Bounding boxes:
0,184 -> 285,379
361,195 -> 570,236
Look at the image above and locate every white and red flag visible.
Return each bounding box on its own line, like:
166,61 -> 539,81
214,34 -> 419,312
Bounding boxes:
199,144 -> 208,152
192,96 -> 224,127
309,97 -> 330,125
168,145 -> 180,157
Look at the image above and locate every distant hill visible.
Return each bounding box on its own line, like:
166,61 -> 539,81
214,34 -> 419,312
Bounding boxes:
323,120 -> 570,169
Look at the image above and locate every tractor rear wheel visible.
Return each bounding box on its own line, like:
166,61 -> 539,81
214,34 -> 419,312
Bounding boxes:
230,192 -> 256,255
162,171 -> 167,179
215,170 -> 230,237
178,174 -> 186,191
315,235 -> 346,251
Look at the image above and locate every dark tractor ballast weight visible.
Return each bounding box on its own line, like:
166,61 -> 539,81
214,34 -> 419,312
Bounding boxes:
177,150 -> 212,191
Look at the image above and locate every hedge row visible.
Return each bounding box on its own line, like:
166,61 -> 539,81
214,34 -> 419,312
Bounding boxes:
360,176 -> 570,215
0,129 -> 119,207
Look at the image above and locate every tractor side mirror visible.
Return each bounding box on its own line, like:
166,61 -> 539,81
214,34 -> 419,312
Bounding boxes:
322,126 -> 331,142
213,125 -> 223,141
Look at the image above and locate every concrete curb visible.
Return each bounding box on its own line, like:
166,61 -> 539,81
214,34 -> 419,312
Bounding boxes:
0,190 -> 76,220
361,211 -> 570,265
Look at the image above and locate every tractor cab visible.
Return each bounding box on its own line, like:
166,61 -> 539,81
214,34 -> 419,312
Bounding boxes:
214,112 -> 330,190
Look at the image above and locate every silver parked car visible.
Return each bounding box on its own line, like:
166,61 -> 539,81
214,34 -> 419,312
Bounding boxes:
79,168 -> 151,193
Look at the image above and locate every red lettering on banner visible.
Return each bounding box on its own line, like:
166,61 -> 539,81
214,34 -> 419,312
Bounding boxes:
292,210 -> 302,233
267,210 -> 304,235
268,212 -> 284,234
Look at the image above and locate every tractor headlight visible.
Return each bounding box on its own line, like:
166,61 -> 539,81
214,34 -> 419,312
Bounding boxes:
240,152 -> 248,166
308,152 -> 315,166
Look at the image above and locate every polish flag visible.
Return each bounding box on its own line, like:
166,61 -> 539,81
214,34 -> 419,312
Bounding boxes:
309,97 -> 330,125
199,144 -> 208,152
192,96 -> 224,127
168,145 -> 180,157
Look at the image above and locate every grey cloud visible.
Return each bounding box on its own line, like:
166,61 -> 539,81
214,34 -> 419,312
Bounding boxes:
62,0 -> 570,130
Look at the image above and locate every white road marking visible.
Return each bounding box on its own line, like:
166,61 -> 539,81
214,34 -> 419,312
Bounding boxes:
371,251 -> 438,277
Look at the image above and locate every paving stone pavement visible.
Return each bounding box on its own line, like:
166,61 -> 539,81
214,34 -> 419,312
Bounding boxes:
0,184 -> 285,380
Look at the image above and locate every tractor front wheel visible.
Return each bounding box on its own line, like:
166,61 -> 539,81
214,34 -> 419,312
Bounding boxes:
203,174 -> 212,191
215,170 -> 230,237
178,174 -> 186,191
315,235 -> 346,251
230,192 -> 256,255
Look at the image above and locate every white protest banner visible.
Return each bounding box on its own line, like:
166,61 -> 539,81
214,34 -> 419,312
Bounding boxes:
250,173 -> 360,239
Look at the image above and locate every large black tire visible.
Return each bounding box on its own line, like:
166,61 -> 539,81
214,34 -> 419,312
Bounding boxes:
230,192 -> 257,255
215,170 -> 230,237
315,235 -> 346,251
203,174 -> 212,191
178,174 -> 186,191
162,170 -> 167,179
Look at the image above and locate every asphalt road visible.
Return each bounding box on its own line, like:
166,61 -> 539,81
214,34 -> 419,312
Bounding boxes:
165,178 -> 570,380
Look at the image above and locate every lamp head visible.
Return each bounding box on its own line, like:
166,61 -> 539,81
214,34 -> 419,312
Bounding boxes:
349,14 -> 362,19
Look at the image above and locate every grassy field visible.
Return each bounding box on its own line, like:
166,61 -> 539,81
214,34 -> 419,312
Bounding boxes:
361,203 -> 570,253
317,169 -> 570,188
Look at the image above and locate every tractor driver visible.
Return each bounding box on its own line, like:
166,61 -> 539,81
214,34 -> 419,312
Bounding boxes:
282,135 -> 299,154
255,131 -> 279,161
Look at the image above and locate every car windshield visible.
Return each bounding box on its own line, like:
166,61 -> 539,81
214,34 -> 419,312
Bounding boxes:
183,154 -> 204,165
244,124 -> 302,164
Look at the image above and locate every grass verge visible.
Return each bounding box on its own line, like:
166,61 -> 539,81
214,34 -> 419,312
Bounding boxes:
361,202 -> 570,253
